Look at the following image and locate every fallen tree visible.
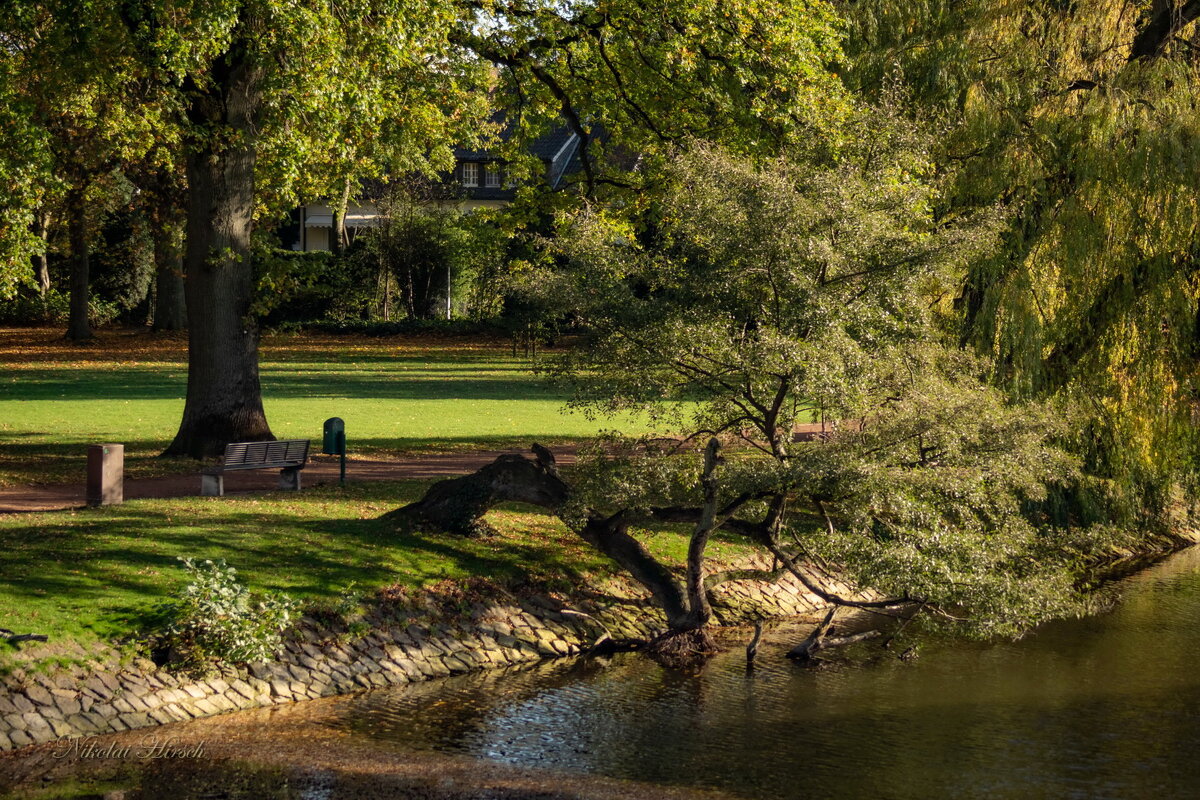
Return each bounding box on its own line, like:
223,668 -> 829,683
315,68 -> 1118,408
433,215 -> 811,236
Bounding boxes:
390,440 -> 927,661
387,144 -> 1118,661
786,606 -> 881,662
388,439 -> 823,655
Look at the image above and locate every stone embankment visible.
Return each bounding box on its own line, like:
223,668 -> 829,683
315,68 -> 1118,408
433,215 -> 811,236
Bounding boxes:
0,555 -> 852,752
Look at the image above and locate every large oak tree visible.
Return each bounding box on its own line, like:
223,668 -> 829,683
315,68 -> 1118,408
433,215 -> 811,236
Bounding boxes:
113,1 -> 490,457
149,0 -> 850,457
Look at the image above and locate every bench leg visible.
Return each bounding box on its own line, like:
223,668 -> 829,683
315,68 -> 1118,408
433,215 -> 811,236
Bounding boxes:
201,473 -> 224,497
279,467 -> 302,491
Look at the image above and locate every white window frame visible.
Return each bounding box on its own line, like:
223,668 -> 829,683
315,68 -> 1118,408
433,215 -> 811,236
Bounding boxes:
461,162 -> 479,187
485,163 -> 502,188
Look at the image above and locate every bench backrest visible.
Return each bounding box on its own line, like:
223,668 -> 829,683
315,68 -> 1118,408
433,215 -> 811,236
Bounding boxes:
223,439 -> 310,468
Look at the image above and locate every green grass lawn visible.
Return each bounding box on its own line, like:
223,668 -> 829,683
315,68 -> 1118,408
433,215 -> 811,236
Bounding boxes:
0,480 -> 756,671
0,328 -> 720,671
0,328 -> 653,487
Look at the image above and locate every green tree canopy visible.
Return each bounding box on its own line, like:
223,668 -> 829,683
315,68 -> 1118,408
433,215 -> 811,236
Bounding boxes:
458,0 -> 850,197
137,0 -> 858,457
112,0 -> 495,455
0,1 -> 167,333
498,137 -> 1091,638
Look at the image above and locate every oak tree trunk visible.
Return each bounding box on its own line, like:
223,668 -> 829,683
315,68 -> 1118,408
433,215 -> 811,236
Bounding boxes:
164,40 -> 271,458
65,189 -> 91,341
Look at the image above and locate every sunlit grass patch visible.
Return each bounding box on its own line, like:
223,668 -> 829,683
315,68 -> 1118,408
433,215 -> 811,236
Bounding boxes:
0,328 -> 652,487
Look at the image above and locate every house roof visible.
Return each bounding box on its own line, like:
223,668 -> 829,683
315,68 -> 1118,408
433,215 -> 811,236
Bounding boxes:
453,115 -> 583,196
453,114 -> 578,163
300,114 -> 588,218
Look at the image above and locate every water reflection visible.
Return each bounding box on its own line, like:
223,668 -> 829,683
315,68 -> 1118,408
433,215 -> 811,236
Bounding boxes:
335,547 -> 1200,799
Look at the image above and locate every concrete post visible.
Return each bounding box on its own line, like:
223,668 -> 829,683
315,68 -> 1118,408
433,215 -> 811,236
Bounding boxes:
86,444 -> 123,506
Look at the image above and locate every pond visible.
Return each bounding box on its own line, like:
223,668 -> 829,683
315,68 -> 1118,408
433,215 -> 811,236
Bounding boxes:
5,547 -> 1200,799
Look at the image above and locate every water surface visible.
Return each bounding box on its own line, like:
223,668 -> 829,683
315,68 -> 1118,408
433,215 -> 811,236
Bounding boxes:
334,547 -> 1200,799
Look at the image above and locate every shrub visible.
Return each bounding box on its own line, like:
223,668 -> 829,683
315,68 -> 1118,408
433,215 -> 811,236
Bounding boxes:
252,247 -> 357,324
153,558 -> 298,671
0,288 -> 120,327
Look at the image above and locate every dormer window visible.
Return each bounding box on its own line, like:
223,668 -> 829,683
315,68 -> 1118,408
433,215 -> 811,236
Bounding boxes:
461,162 -> 479,187
485,163 -> 502,188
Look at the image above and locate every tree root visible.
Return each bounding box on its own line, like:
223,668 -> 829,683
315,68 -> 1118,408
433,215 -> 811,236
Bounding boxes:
646,627 -> 720,668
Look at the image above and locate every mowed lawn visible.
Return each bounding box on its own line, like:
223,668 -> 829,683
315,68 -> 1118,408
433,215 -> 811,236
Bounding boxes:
0,480 -> 756,669
0,481 -> 605,663
0,327 -> 712,670
0,328 -> 652,487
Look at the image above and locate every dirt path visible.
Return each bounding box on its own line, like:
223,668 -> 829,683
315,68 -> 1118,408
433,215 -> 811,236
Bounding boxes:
0,449 -> 578,514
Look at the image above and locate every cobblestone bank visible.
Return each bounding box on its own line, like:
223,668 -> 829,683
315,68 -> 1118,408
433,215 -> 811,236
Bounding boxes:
0,556 -> 850,752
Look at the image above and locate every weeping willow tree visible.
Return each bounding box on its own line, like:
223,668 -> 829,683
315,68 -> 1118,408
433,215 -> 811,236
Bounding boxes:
836,0 -> 1200,528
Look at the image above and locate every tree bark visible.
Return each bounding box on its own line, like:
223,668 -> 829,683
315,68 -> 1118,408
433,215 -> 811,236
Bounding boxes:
1130,0 -> 1200,61
164,38 -> 271,458
32,211 -> 51,297
331,175 -> 351,256
65,188 -> 92,341
383,270 -> 393,320
681,438 -> 721,630
745,620 -> 763,668
786,605 -> 882,661
151,210 -> 187,332
0,628 -> 48,644
386,445 -> 697,631
383,452 -> 572,535
577,511 -> 692,628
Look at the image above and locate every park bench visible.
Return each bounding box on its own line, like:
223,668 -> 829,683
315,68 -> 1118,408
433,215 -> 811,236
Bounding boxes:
201,439 -> 310,497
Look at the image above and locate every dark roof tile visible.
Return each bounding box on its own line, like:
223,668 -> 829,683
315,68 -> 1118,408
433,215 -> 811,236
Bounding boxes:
453,117 -> 577,163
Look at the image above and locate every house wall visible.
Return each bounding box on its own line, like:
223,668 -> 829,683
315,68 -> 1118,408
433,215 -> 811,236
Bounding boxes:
293,200 -> 508,252
305,227 -> 330,252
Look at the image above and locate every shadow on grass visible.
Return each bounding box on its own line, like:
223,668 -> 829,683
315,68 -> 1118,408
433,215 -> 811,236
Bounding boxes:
1,362 -> 567,403
0,482 -> 608,643
260,352 -> 534,367
301,516 -> 601,593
